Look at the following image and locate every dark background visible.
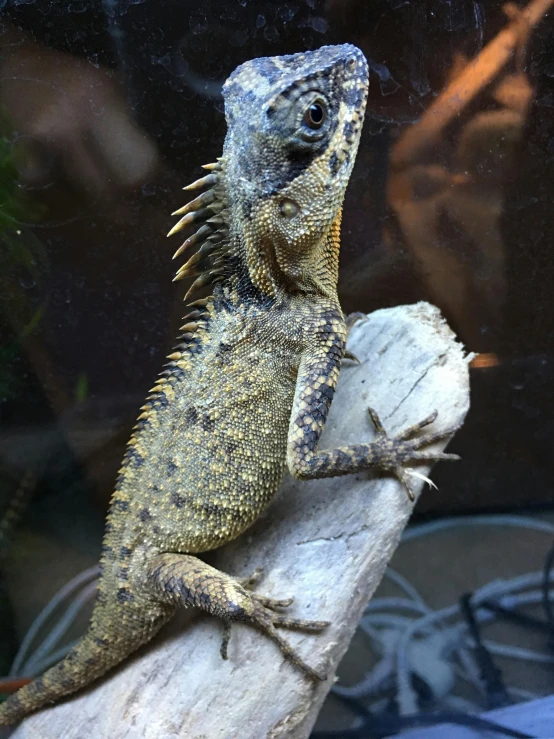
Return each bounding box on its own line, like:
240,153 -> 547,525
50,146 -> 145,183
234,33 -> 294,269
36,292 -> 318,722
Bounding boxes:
1,0 -> 553,534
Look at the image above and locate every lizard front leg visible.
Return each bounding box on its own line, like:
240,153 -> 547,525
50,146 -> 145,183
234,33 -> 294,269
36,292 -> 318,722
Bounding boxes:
287,332 -> 460,500
146,553 -> 328,679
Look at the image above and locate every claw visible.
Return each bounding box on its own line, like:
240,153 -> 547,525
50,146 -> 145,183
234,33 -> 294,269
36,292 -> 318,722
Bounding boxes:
367,406 -> 386,437
220,620 -> 232,660
220,577 -> 328,681
410,452 -> 460,462
260,618 -> 327,681
391,465 -> 416,501
409,427 -> 461,449
272,615 -> 330,631
239,567 -> 264,589
366,407 -> 461,501
395,410 -> 438,441
343,350 -> 361,364
257,595 -> 294,610
250,593 -> 328,679
406,469 -> 438,491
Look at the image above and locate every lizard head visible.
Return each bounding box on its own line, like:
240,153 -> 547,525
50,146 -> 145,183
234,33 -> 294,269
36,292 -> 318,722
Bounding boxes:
221,44 -> 369,299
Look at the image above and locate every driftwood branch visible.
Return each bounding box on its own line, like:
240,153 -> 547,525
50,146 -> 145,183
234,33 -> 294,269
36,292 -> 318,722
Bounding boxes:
12,302 -> 470,739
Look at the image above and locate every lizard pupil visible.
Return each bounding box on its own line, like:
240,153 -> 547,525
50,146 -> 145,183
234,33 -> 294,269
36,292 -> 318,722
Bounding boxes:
304,102 -> 326,129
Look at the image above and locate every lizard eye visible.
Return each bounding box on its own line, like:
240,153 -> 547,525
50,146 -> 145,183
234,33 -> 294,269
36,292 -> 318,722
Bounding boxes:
303,100 -> 327,129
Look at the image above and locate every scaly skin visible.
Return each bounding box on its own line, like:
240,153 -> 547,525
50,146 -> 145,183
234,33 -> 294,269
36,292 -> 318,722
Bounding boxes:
0,44 -> 459,724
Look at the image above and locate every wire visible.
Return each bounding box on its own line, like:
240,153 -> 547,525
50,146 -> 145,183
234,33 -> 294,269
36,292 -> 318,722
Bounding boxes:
481,599 -> 552,633
459,593 -> 511,709
23,639 -> 80,678
21,581 -> 97,676
402,514 -> 554,543
9,566 -> 99,677
330,515 -> 554,730
383,568 -> 430,609
5,513 -> 553,738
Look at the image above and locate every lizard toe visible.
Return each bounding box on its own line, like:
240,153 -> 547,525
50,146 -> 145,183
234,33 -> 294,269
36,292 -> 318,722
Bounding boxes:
238,566 -> 265,589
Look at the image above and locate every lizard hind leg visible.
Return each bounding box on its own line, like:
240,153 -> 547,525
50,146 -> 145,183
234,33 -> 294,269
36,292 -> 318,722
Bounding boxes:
147,553 -> 328,681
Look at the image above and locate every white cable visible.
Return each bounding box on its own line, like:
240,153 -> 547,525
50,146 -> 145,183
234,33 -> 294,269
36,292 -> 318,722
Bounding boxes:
396,602 -> 460,714
333,654 -> 395,698
333,515 -> 554,716
402,514 -> 554,542
396,580 -> 554,713
21,580 -> 97,676
9,566 -> 99,677
364,597 -> 430,615
361,614 -> 426,629
23,639 -> 80,678
382,567 -> 480,698
482,639 -> 554,664
384,567 -> 430,609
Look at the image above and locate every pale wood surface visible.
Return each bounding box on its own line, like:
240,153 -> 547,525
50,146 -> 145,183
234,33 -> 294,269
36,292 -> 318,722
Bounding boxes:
10,302 -> 471,739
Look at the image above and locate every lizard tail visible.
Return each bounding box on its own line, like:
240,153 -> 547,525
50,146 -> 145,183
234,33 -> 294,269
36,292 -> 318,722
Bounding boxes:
0,610 -> 169,726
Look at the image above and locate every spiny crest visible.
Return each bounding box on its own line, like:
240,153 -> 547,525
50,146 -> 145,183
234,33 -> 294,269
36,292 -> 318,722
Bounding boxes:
167,157 -> 231,302
119,161 -> 231,447
117,295 -> 214,472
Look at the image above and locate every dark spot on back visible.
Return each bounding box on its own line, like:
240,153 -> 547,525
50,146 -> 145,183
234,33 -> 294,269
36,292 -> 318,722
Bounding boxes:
256,58 -> 281,85
119,546 -> 132,560
112,499 -> 129,512
202,501 -> 245,524
344,85 -> 365,109
139,507 -> 152,522
171,491 -> 186,508
343,121 -> 354,140
126,447 -> 144,467
225,440 -> 239,456
116,588 -> 134,603
201,413 -> 216,432
329,152 -> 340,175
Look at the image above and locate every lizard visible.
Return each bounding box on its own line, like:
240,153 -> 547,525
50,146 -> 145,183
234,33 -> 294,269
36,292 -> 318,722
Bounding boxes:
0,43 -> 460,725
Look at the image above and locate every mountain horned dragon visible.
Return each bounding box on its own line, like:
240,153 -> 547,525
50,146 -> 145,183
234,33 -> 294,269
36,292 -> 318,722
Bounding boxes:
0,43 -> 459,725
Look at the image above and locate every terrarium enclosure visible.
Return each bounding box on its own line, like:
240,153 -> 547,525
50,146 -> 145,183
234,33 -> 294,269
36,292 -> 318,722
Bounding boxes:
0,1 -> 553,737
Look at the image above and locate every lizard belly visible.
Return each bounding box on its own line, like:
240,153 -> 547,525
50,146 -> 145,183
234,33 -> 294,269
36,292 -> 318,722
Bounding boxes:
136,349 -> 297,553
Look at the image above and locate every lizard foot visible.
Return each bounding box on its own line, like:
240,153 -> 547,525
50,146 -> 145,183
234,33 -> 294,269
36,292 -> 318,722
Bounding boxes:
367,406 -> 461,502
220,569 -> 328,680
148,553 -> 328,681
